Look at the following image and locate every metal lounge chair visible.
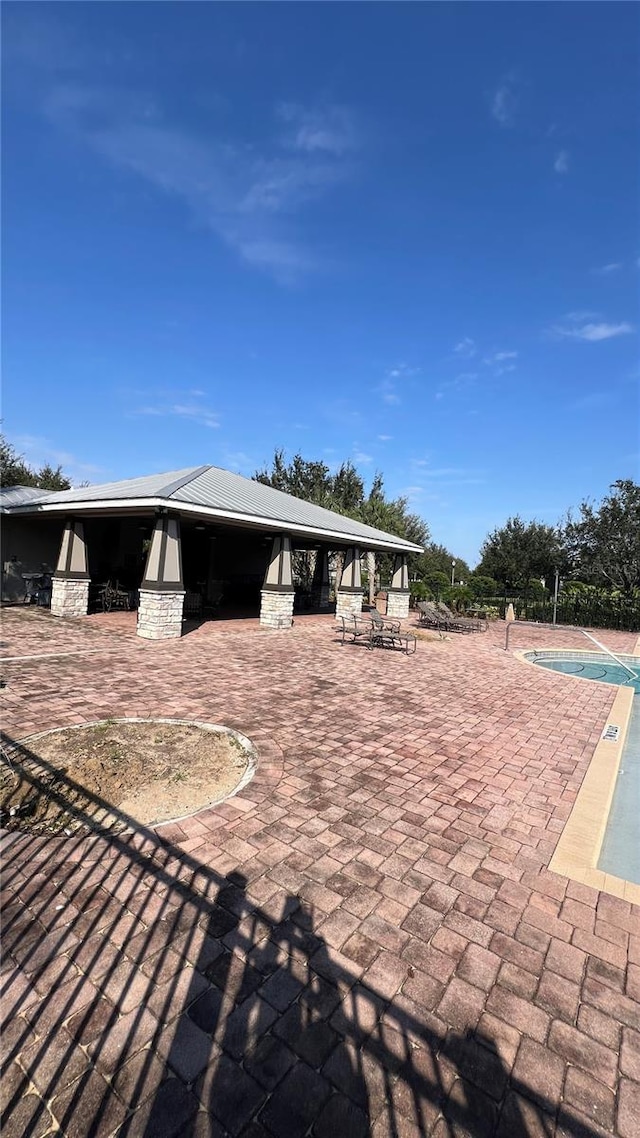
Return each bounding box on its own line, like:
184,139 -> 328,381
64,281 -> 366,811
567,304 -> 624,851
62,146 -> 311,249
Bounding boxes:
435,601 -> 485,632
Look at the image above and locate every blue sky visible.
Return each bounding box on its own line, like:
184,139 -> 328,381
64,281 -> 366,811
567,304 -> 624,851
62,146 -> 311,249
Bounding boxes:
2,3 -> 638,564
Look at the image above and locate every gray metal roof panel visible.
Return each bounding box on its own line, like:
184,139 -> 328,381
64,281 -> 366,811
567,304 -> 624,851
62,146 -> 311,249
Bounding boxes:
0,486 -> 50,511
7,464 -> 423,551
169,466 -> 421,550
29,467 -> 203,506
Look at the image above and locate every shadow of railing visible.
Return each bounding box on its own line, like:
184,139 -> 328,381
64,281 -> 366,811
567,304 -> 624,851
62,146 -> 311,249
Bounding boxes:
0,733 -> 599,1137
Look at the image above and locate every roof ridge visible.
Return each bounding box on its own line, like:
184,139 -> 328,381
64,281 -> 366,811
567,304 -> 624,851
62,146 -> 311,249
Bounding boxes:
159,465 -> 212,498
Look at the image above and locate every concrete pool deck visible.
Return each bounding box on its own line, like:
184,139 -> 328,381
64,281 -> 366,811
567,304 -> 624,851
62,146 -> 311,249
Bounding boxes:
1,607 -> 639,1137
514,651 -> 640,904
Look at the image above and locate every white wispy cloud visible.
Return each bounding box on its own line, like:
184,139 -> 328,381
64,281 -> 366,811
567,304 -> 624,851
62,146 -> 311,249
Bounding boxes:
550,314 -> 635,342
592,262 -> 623,275
374,363 -> 419,405
482,349 -> 518,377
554,150 -> 569,175
411,462 -> 484,481
42,86 -> 356,283
483,350 -> 518,365
377,434 -> 393,441
491,76 -> 519,127
12,434 -> 104,484
435,372 -> 479,400
221,450 -> 255,474
135,401 -> 220,428
353,448 -> 373,465
378,379 -> 401,405
387,362 -> 420,379
277,102 -> 358,156
453,337 -> 476,358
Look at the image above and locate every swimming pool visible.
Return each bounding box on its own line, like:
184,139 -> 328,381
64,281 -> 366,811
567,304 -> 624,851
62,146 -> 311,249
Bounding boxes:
526,650 -> 640,886
526,650 -> 640,693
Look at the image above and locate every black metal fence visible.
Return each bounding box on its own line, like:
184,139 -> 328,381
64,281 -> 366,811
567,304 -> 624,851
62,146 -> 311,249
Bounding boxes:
481,593 -> 640,632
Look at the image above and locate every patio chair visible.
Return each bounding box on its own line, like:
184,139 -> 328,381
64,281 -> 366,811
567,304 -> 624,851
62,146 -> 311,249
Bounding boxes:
184,591 -> 204,618
417,601 -> 473,634
370,610 -> 402,634
34,573 -> 52,608
335,614 -> 376,646
416,602 -> 447,631
100,580 -> 130,613
435,601 -> 485,632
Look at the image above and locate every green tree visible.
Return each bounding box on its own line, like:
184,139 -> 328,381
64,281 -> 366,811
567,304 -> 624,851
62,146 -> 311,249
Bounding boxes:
254,450 -> 429,557
422,570 -> 450,598
477,516 -> 566,591
564,480 -> 640,596
467,574 -> 499,598
413,542 -> 471,584
0,435 -> 35,486
0,433 -> 71,490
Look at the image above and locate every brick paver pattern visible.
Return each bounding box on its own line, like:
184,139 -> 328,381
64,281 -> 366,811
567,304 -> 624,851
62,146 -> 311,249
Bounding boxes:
1,607 -> 639,1138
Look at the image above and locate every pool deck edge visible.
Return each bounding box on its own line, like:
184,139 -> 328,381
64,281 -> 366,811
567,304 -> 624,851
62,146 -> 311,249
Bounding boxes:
548,683 -> 639,903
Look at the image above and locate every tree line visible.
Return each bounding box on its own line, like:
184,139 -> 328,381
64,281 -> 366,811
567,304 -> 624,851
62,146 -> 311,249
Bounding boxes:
255,450 -> 639,600
477,480 -> 639,598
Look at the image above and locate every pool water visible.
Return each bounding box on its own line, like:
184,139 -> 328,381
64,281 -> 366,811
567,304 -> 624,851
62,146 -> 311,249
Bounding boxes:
526,651 -> 640,886
529,655 -> 640,693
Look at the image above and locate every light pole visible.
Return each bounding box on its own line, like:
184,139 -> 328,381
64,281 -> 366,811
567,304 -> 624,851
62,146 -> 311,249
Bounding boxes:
552,569 -> 560,626
451,560 -> 456,586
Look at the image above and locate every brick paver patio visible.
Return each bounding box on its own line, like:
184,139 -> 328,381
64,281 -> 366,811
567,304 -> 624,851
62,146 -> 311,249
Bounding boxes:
1,607 -> 639,1137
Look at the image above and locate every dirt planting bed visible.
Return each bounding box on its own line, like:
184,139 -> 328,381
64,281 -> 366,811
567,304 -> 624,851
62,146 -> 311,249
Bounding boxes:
0,719 -> 253,834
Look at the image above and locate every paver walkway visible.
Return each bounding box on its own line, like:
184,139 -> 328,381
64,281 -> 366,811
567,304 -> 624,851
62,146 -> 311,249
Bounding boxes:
1,607 -> 639,1138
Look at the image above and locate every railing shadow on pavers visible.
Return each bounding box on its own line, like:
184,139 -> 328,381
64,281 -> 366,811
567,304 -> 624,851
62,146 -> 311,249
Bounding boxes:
0,734 -> 602,1138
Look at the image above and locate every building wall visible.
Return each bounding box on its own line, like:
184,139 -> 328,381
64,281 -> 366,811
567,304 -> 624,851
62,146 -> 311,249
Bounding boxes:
2,517 -> 64,602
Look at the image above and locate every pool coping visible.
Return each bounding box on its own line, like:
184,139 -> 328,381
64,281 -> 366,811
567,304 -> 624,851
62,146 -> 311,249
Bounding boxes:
514,646 -> 640,905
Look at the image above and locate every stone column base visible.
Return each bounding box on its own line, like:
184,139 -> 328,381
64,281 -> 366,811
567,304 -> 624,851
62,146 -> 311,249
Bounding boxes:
51,577 -> 89,618
260,589 -> 295,629
336,590 -> 363,619
386,590 -> 410,620
137,589 -> 185,640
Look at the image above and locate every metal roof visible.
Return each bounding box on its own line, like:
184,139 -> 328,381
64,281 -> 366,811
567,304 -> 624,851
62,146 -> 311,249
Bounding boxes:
0,486 -> 50,512
2,465 -> 423,552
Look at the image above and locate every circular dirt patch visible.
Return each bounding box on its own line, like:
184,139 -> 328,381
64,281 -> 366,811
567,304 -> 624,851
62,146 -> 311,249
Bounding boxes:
0,718 -> 256,835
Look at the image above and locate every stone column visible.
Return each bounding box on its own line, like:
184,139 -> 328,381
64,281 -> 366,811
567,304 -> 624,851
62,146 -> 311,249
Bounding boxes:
335,546 -> 363,618
260,534 -> 295,628
137,514 -> 185,639
386,554 -> 410,620
51,519 -> 90,618
311,549 -> 331,609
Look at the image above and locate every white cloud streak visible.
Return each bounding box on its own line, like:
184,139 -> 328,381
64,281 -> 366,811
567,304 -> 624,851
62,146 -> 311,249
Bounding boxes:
483,350 -> 518,366
135,401 -> 220,428
12,434 -> 104,483
277,102 -> 358,156
491,77 -> 519,127
592,262 -> 623,275
453,337 -> 476,358
550,315 -> 635,342
554,150 -> 569,174
43,86 -> 357,283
